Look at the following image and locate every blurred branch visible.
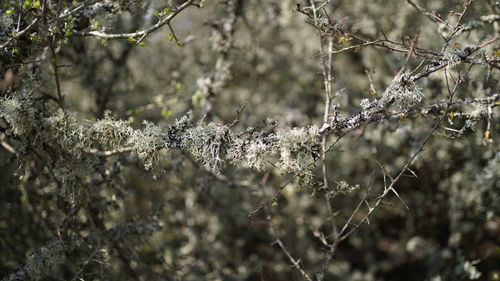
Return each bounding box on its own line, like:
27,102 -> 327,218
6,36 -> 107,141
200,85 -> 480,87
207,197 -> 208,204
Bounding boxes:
74,0 -> 196,40
0,138 -> 17,154
87,206 -> 140,280
57,0 -> 100,20
0,18 -> 39,51
1,217 -> 160,281
197,0 -> 242,117
48,38 -> 64,110
406,0 -> 453,28
260,184 -> 313,281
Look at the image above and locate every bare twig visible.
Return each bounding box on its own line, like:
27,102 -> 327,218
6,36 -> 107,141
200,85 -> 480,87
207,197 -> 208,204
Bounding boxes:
84,147 -> 134,157
309,0 -> 338,244
48,38 -> 64,110
337,68 -> 464,242
406,0 -> 453,28
0,18 -> 39,51
259,183 -> 313,281
0,139 -> 17,154
73,0 -> 196,40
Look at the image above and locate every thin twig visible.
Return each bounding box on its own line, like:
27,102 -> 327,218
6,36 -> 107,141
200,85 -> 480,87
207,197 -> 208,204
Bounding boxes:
74,0 -> 196,40
259,183 -> 313,281
0,18 -> 39,51
1,139 -> 17,154
406,0 -> 452,28
84,147 -> 134,157
310,0 -> 338,243
337,68 -> 464,242
48,38 -> 64,110
249,136 -> 344,217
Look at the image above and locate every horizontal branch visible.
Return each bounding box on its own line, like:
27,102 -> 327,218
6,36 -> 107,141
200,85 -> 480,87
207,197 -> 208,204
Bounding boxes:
84,146 -> 133,156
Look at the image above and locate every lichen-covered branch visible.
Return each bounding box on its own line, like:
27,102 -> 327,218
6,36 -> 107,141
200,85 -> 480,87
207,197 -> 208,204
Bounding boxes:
1,83 -> 497,179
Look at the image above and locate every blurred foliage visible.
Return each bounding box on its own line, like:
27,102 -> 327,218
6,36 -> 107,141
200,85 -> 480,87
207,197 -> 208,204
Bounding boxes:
0,0 -> 499,280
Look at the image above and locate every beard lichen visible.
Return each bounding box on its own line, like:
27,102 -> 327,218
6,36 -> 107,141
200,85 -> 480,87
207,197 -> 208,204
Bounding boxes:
181,122 -> 232,174
2,93 -> 323,186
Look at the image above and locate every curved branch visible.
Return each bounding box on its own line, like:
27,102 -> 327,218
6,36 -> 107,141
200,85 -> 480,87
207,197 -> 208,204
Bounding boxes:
73,0 -> 196,40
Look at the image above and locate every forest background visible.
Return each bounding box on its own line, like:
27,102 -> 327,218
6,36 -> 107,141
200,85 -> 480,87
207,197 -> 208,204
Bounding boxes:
0,0 -> 499,280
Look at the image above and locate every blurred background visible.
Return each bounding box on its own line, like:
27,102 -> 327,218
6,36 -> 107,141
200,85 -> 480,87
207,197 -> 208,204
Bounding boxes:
1,0 -> 499,280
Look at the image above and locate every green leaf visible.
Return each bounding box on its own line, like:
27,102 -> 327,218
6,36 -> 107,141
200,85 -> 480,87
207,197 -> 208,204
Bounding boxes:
338,36 -> 352,43
191,91 -> 203,105
200,0 -> 207,8
65,30 -> 73,37
5,9 -> 14,15
153,8 -> 159,17
176,40 -> 184,47
163,7 -> 172,14
29,33 -> 39,41
139,42 -> 146,47
161,110 -> 173,118
32,0 -> 40,8
127,37 -> 137,43
167,34 -> 174,41
23,0 -> 32,9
